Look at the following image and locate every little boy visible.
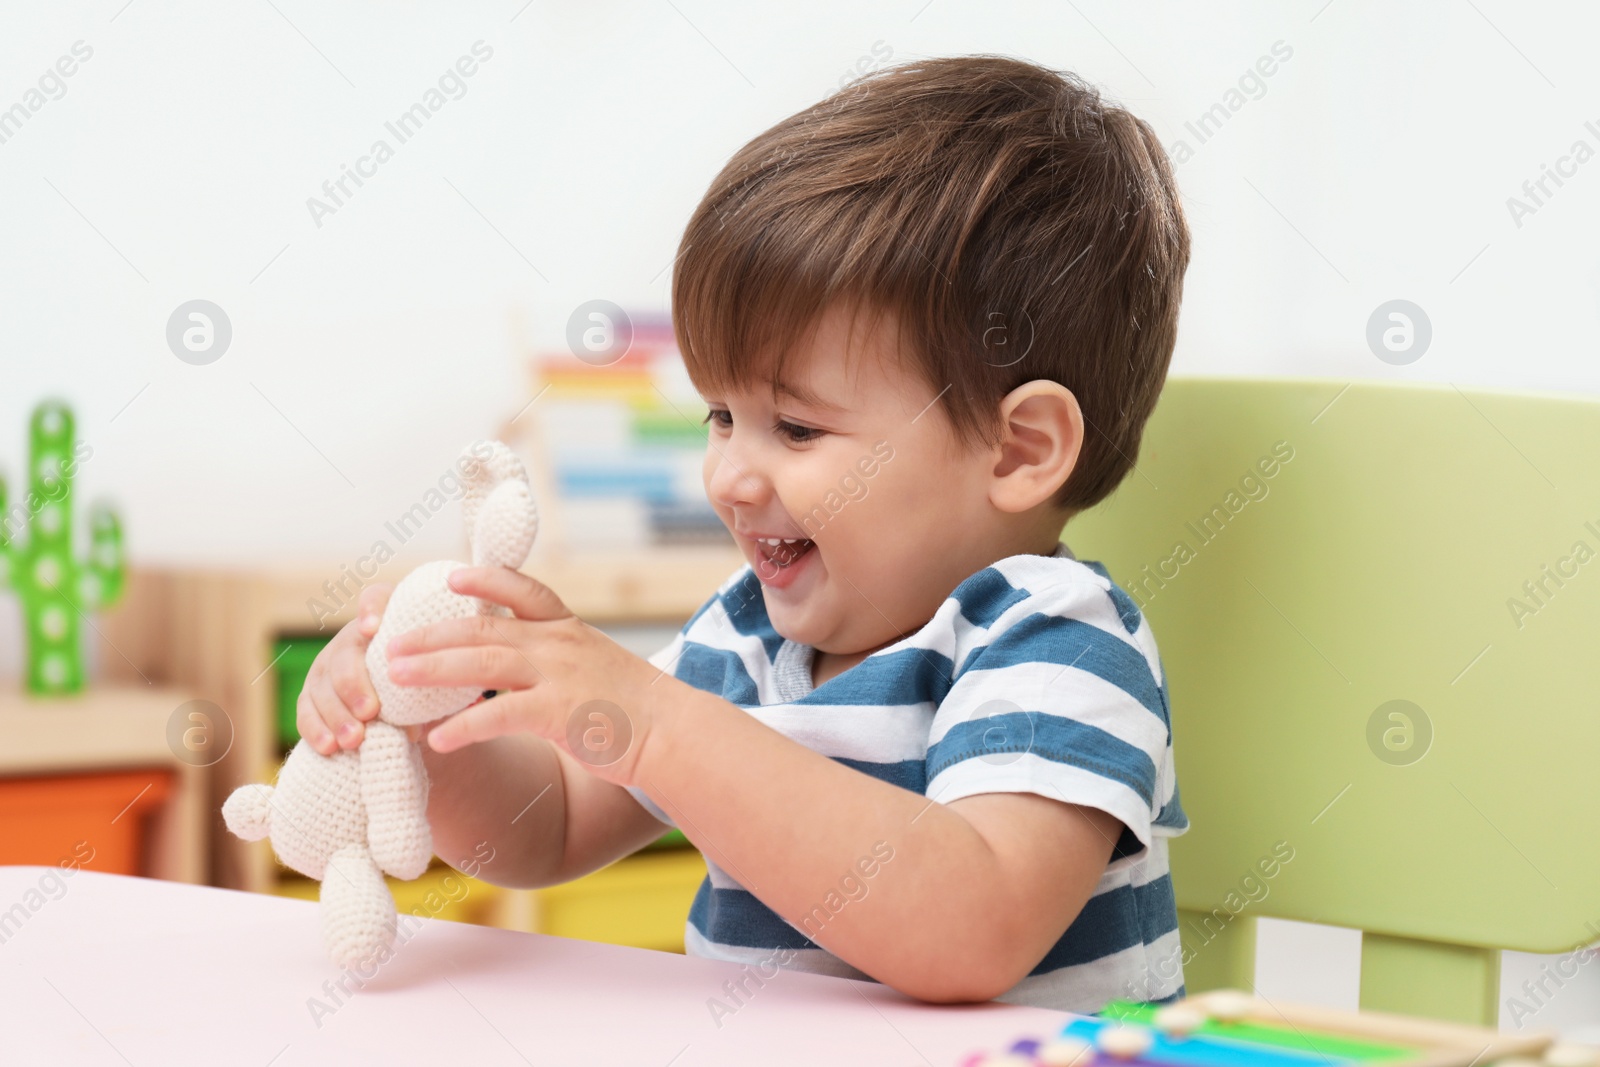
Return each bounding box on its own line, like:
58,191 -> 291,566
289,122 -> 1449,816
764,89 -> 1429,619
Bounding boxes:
297,54 -> 1191,1012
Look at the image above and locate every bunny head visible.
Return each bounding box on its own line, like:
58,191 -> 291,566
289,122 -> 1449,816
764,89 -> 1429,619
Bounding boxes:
365,440 -> 539,727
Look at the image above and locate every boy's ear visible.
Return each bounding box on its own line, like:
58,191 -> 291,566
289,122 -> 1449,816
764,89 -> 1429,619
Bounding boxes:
987,381 -> 1083,514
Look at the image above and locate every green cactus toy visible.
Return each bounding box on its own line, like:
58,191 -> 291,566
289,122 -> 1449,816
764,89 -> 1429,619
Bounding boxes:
0,400 -> 125,695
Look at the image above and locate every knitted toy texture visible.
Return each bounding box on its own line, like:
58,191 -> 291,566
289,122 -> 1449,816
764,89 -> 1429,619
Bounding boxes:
222,439 -> 537,968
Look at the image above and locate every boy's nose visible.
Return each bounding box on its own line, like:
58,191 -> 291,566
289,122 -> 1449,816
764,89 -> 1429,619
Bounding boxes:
704,444 -> 768,509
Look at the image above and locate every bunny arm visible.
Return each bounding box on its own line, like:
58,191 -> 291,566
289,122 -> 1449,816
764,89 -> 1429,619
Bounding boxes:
359,721 -> 434,881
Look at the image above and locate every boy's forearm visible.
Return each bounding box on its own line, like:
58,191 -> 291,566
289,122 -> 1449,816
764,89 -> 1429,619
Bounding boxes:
418,732 -> 568,888
635,687 -> 1046,1000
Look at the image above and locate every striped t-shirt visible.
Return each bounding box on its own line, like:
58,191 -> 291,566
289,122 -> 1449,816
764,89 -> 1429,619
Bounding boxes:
626,541 -> 1188,1011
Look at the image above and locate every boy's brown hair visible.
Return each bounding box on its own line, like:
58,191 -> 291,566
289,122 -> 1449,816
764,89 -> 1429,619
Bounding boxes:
671,54 -> 1190,513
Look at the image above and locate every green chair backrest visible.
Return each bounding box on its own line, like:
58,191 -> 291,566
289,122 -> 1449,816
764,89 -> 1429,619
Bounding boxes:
1068,377 -> 1600,1026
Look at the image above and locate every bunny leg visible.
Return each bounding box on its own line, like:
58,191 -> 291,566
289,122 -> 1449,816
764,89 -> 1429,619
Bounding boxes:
321,844 -> 396,969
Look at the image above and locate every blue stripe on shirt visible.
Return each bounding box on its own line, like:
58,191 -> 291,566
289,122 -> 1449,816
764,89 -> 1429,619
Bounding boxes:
834,755 -> 925,794
955,567 -> 1034,628
791,647 -> 954,707
1154,787 -> 1189,830
683,871 -> 1180,976
1028,873 -> 1178,975
689,883 -> 820,951
926,712 -> 1158,806
953,612 -> 1170,734
718,573 -> 786,662
1080,560 -> 1144,635
675,642 -> 760,706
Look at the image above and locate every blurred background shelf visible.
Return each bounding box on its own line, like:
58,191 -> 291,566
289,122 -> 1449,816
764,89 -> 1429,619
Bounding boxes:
26,309 -> 738,951
0,685 -> 205,885
501,309 -> 731,557
90,549 -> 737,951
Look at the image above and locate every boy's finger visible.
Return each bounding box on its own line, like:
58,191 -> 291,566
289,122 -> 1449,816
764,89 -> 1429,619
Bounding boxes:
446,567 -> 571,623
356,583 -> 395,636
427,693 -> 528,753
331,662 -> 382,722
310,674 -> 365,749
295,689 -> 338,756
388,646 -> 540,691
386,614 -> 509,658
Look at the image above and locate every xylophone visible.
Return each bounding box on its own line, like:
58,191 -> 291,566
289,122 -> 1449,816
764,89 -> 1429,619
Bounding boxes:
959,990 -> 1599,1067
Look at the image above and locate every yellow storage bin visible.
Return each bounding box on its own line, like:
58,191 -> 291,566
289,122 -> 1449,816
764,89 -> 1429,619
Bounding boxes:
273,861 -> 506,928
269,847 -> 707,953
531,847 -> 705,952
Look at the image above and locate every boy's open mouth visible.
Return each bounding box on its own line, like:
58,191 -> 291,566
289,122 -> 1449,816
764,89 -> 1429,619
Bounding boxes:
754,537 -> 815,569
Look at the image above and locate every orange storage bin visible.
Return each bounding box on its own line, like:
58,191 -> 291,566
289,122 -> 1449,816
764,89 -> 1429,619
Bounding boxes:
0,769 -> 173,876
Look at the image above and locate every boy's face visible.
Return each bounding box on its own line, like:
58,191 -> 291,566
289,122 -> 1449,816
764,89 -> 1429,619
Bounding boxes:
700,303 -> 1014,658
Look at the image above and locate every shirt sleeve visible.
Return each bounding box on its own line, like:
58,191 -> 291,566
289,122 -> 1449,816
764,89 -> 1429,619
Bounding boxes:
624,633 -> 686,827
922,589 -> 1173,853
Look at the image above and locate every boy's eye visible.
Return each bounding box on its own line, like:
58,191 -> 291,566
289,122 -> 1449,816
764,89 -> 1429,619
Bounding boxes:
776,420 -> 823,444
700,409 -> 822,444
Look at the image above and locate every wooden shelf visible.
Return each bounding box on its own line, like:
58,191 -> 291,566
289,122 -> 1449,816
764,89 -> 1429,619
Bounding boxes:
241,544 -> 745,633
521,544 -> 743,624
0,685 -> 194,773
95,548 -> 744,895
0,684 -> 206,885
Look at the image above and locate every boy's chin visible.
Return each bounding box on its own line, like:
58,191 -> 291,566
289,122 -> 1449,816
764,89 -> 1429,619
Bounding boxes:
762,597 -> 819,645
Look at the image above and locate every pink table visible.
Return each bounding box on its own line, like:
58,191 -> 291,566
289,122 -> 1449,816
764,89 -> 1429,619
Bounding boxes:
0,866 -> 1074,1065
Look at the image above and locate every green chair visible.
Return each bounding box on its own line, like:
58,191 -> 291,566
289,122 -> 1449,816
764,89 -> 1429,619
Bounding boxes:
1069,377 -> 1600,1026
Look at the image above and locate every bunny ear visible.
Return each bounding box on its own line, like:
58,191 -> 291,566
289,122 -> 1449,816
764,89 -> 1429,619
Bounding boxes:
471,478 -> 539,569
459,440 -> 528,539
457,440 -> 538,569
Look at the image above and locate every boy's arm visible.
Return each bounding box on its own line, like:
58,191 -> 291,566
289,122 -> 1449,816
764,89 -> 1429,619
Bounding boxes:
418,731 -> 666,889
634,689 -> 1121,1003
402,567 -> 1140,1002
424,677 -> 1119,997
548,746 -> 679,881
422,628 -> 691,888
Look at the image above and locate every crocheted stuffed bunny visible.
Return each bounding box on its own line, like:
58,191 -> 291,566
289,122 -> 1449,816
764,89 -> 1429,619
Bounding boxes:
222,439 -> 538,968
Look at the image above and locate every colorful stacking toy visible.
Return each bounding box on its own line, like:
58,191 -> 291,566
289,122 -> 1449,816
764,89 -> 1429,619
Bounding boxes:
959,990 -> 1596,1067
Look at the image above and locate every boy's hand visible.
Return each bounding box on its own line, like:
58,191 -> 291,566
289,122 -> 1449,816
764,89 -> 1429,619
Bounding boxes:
385,566 -> 673,786
296,583 -> 394,755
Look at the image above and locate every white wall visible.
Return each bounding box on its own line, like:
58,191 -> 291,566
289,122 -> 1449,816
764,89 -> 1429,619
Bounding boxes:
3,0 -> 1596,1031
2,0 -> 1596,565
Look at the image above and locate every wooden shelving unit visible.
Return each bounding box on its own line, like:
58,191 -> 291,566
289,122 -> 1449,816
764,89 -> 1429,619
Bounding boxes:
0,684 -> 206,884
92,545 -> 740,946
